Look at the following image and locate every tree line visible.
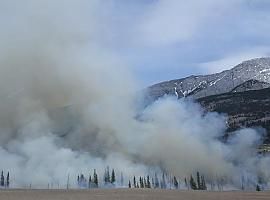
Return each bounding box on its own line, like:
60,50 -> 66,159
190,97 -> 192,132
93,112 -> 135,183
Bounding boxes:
0,170 -> 9,188
76,167 -> 209,191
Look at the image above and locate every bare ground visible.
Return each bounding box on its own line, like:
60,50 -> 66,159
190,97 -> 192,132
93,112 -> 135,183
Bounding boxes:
0,189 -> 269,200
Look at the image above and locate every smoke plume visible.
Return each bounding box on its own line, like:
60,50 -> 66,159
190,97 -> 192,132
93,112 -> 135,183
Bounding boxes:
0,0 -> 269,189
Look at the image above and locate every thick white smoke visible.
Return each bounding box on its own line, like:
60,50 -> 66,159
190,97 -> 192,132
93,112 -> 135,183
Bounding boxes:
0,0 -> 269,189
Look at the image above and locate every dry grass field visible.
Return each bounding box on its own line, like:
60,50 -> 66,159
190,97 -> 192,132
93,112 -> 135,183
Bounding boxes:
0,189 -> 269,200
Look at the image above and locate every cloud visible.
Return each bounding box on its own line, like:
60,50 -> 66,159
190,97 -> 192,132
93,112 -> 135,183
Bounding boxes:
136,0 -> 242,46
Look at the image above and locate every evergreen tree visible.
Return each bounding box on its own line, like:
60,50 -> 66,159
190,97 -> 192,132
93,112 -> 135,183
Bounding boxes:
133,176 -> 136,188
111,169 -> 116,184
128,180 -> 131,188
256,184 -> 261,191
201,176 -> 207,190
1,171 -> 5,187
93,169 -> 98,188
189,175 -> 197,190
104,166 -> 110,184
6,172 -> 9,188
161,173 -> 166,189
77,175 -> 80,186
197,172 -> 201,190
185,177 -> 189,189
146,175 -> 151,188
154,173 -> 159,188
88,175 -> 92,189
173,176 -> 178,189
139,177 -> 143,188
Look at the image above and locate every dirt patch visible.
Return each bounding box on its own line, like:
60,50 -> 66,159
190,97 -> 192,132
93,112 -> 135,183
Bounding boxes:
0,189 -> 269,200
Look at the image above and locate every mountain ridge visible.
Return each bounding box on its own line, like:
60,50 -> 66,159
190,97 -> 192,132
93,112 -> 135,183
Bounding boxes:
147,57 -> 270,101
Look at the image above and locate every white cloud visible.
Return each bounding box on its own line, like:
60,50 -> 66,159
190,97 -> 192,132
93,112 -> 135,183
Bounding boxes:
137,0 -> 241,46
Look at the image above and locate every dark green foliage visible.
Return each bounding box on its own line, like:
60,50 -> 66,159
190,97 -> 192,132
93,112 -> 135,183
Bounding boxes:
256,184 -> 261,191
104,166 -> 110,184
6,172 -> 9,188
154,173 -> 159,188
173,176 -> 178,189
189,175 -> 197,190
93,169 -> 98,187
111,169 -> 116,184
197,172 -> 201,190
1,171 -> 4,187
133,176 -> 136,188
146,175 -> 151,188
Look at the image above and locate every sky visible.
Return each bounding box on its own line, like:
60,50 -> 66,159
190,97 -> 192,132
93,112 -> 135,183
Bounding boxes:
2,0 -> 270,86
96,0 -> 270,86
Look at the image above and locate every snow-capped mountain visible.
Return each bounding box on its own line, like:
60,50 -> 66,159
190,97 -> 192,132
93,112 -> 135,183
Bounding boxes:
147,57 -> 270,100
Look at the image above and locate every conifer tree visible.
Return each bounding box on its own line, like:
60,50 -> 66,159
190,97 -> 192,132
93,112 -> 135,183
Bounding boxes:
190,175 -> 197,190
256,184 -> 261,191
173,176 -> 178,189
139,177 -> 143,188
154,173 -> 159,188
6,172 -> 9,188
111,169 -> 116,184
77,175 -> 80,186
185,177 -> 188,189
128,180 -> 131,188
147,175 -> 151,188
201,176 -> 207,190
1,171 -> 5,187
133,176 -> 136,188
197,172 -> 201,190
93,169 -> 98,188
104,166 -> 110,184
88,175 -> 92,189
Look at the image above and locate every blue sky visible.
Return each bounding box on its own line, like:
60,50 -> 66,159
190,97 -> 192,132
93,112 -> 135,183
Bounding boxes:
2,0 -> 270,86
99,0 -> 270,86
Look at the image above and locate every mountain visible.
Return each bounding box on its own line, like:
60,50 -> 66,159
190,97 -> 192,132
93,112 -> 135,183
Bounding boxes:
147,57 -> 270,101
146,57 -> 270,143
198,87 -> 270,143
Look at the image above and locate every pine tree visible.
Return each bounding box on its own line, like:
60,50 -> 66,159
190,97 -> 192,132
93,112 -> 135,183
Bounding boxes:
161,173 -> 166,189
77,175 -> 80,186
111,169 -> 116,184
6,172 -> 9,188
256,184 -> 261,191
93,169 -> 98,188
185,177 -> 188,189
104,166 -> 110,184
146,175 -> 151,188
201,176 -> 207,190
173,176 -> 178,189
154,173 -> 159,188
1,171 -> 5,187
133,176 -> 136,188
128,180 -> 131,188
139,177 -> 143,188
88,175 -> 92,189
197,172 -> 201,190
190,175 -> 197,190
